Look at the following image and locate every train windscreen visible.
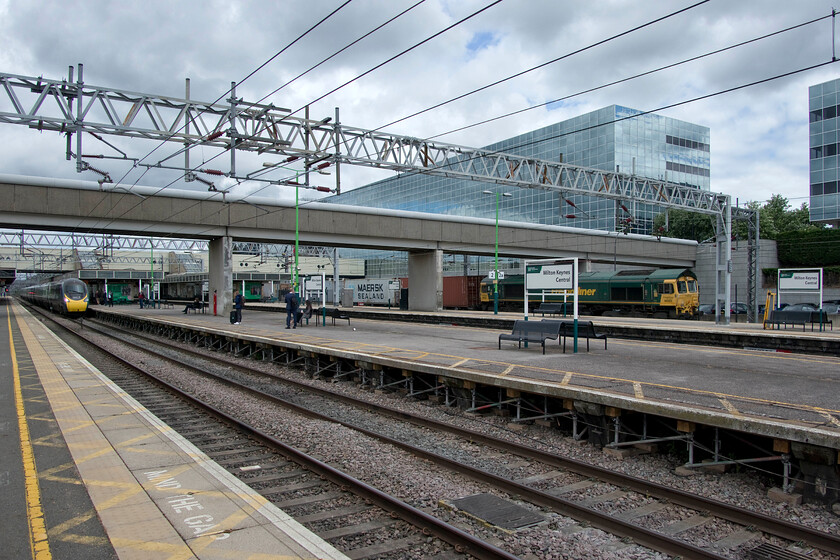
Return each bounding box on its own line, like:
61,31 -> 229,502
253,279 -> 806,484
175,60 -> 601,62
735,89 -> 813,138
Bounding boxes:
64,280 -> 87,300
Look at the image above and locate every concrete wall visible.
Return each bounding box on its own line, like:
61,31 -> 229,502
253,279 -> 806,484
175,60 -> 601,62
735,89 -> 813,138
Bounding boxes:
408,250 -> 442,311
695,240 -> 779,307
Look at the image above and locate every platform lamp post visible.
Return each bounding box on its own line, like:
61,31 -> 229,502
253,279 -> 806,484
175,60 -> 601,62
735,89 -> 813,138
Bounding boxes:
482,190 -> 512,315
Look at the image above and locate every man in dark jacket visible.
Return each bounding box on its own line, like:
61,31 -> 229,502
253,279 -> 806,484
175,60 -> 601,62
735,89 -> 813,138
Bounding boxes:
284,290 -> 299,329
233,290 -> 243,324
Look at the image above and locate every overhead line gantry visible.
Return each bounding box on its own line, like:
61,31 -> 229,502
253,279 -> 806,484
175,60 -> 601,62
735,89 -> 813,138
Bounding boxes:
0,66 -> 752,322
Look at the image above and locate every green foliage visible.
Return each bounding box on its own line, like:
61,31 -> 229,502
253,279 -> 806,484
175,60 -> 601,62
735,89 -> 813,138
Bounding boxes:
762,266 -> 840,287
758,194 -> 821,239
776,229 -> 840,267
652,209 -> 715,242
654,194 -> 826,243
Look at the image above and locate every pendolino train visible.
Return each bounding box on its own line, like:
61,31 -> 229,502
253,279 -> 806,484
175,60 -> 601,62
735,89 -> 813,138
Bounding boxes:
21,278 -> 89,317
479,268 -> 699,318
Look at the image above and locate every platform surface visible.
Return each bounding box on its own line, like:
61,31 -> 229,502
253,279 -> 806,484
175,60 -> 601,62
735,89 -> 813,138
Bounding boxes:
101,303 -> 840,449
2,300 -> 349,560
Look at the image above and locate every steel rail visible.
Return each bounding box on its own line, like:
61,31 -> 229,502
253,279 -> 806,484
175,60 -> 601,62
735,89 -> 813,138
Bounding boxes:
34,307 -> 520,560
90,313 -> 840,557
80,317 -> 738,559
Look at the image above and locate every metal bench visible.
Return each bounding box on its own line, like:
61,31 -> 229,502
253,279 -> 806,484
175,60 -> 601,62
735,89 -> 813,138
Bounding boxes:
328,307 -> 350,325
542,319 -> 607,353
498,320 -> 560,354
766,310 -> 811,330
185,302 -> 206,314
535,302 -> 570,316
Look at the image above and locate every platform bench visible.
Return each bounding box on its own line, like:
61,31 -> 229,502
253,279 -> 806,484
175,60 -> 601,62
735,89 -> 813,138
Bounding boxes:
542,319 -> 608,353
536,302 -> 570,316
328,307 -> 350,325
766,310 -> 812,330
809,310 -> 833,331
185,302 -> 206,314
498,320 -> 560,354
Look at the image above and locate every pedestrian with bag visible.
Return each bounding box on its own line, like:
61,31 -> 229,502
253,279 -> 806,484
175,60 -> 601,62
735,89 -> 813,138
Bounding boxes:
284,289 -> 299,329
233,290 -> 243,324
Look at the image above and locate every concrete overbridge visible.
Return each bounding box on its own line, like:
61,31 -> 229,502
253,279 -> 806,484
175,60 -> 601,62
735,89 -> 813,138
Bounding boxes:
0,174 -> 696,311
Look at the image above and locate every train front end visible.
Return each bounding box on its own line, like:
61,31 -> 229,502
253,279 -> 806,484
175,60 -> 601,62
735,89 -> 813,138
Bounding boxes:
62,278 -> 89,315
673,273 -> 699,318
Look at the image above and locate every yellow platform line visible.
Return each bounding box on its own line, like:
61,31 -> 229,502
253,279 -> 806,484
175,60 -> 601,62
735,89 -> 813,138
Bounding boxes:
8,310 -> 52,559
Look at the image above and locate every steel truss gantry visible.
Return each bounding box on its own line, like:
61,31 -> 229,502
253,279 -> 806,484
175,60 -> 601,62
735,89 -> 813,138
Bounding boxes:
0,230 -> 335,258
0,66 -> 749,322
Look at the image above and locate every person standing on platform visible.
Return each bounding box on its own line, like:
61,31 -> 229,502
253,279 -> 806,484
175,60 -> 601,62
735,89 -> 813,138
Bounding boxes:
138,292 -> 146,309
107,291 -> 113,307
233,290 -> 243,324
284,290 -> 299,329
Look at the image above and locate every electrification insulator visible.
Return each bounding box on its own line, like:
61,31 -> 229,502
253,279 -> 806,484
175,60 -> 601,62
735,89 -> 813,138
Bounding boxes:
315,186 -> 332,193
205,130 -> 224,141
201,169 -> 224,176
316,162 -> 331,170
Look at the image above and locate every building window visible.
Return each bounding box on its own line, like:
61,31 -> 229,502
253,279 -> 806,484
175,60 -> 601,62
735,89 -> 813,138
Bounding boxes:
665,161 -> 710,177
665,135 -> 710,152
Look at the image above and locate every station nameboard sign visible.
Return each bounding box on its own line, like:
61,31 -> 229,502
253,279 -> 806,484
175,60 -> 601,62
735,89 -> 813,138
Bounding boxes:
778,269 -> 822,291
526,262 -> 575,291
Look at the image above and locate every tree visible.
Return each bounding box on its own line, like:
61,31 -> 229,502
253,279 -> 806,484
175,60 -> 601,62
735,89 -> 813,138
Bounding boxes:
758,194 -> 820,239
652,209 -> 715,242
654,194 -> 823,242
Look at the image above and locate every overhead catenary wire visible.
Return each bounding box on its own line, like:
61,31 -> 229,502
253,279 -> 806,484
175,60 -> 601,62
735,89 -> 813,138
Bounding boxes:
286,0 -> 505,118
71,1 -> 357,234
68,0 -> 507,235
93,1 -> 355,197
71,57 -> 840,251
422,12 -> 835,141
253,0 -> 428,107
371,0 -> 711,135
56,6 -> 839,246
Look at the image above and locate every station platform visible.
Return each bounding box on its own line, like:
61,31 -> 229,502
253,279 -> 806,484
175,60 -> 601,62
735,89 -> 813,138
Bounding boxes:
93,302 -> 840,451
1,299 -> 349,560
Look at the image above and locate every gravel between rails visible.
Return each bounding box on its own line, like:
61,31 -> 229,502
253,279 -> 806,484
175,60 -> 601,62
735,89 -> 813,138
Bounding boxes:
72,319 -> 840,559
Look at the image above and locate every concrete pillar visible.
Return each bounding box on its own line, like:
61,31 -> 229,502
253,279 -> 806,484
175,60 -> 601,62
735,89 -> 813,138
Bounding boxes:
408,248 -> 442,311
209,236 -> 233,315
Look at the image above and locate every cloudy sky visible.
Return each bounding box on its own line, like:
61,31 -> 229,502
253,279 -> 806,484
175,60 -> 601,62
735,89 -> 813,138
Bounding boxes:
1,0 -> 838,209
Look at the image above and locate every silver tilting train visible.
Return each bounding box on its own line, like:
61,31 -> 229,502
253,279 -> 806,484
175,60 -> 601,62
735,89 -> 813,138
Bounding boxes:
20,278 -> 89,317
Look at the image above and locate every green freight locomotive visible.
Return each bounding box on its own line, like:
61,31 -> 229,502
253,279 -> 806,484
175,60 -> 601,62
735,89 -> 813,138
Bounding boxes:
480,268 -> 699,318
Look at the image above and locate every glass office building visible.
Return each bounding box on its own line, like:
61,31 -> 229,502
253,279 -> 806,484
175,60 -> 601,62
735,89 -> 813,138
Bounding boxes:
327,105 -> 710,234
809,78 -> 840,226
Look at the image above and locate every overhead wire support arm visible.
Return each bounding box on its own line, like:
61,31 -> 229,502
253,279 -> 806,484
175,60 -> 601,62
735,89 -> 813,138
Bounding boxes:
2,68 -> 731,218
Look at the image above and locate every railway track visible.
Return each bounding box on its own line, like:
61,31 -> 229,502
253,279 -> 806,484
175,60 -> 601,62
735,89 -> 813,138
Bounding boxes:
34,309 -> 517,560
37,307 -> 840,559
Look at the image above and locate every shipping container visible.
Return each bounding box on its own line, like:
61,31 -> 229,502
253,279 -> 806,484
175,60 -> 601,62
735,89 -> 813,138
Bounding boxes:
443,275 -> 482,308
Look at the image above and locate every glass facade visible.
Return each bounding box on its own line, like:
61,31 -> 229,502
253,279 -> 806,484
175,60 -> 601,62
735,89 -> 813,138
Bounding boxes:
327,105 -> 710,235
809,78 -> 840,226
